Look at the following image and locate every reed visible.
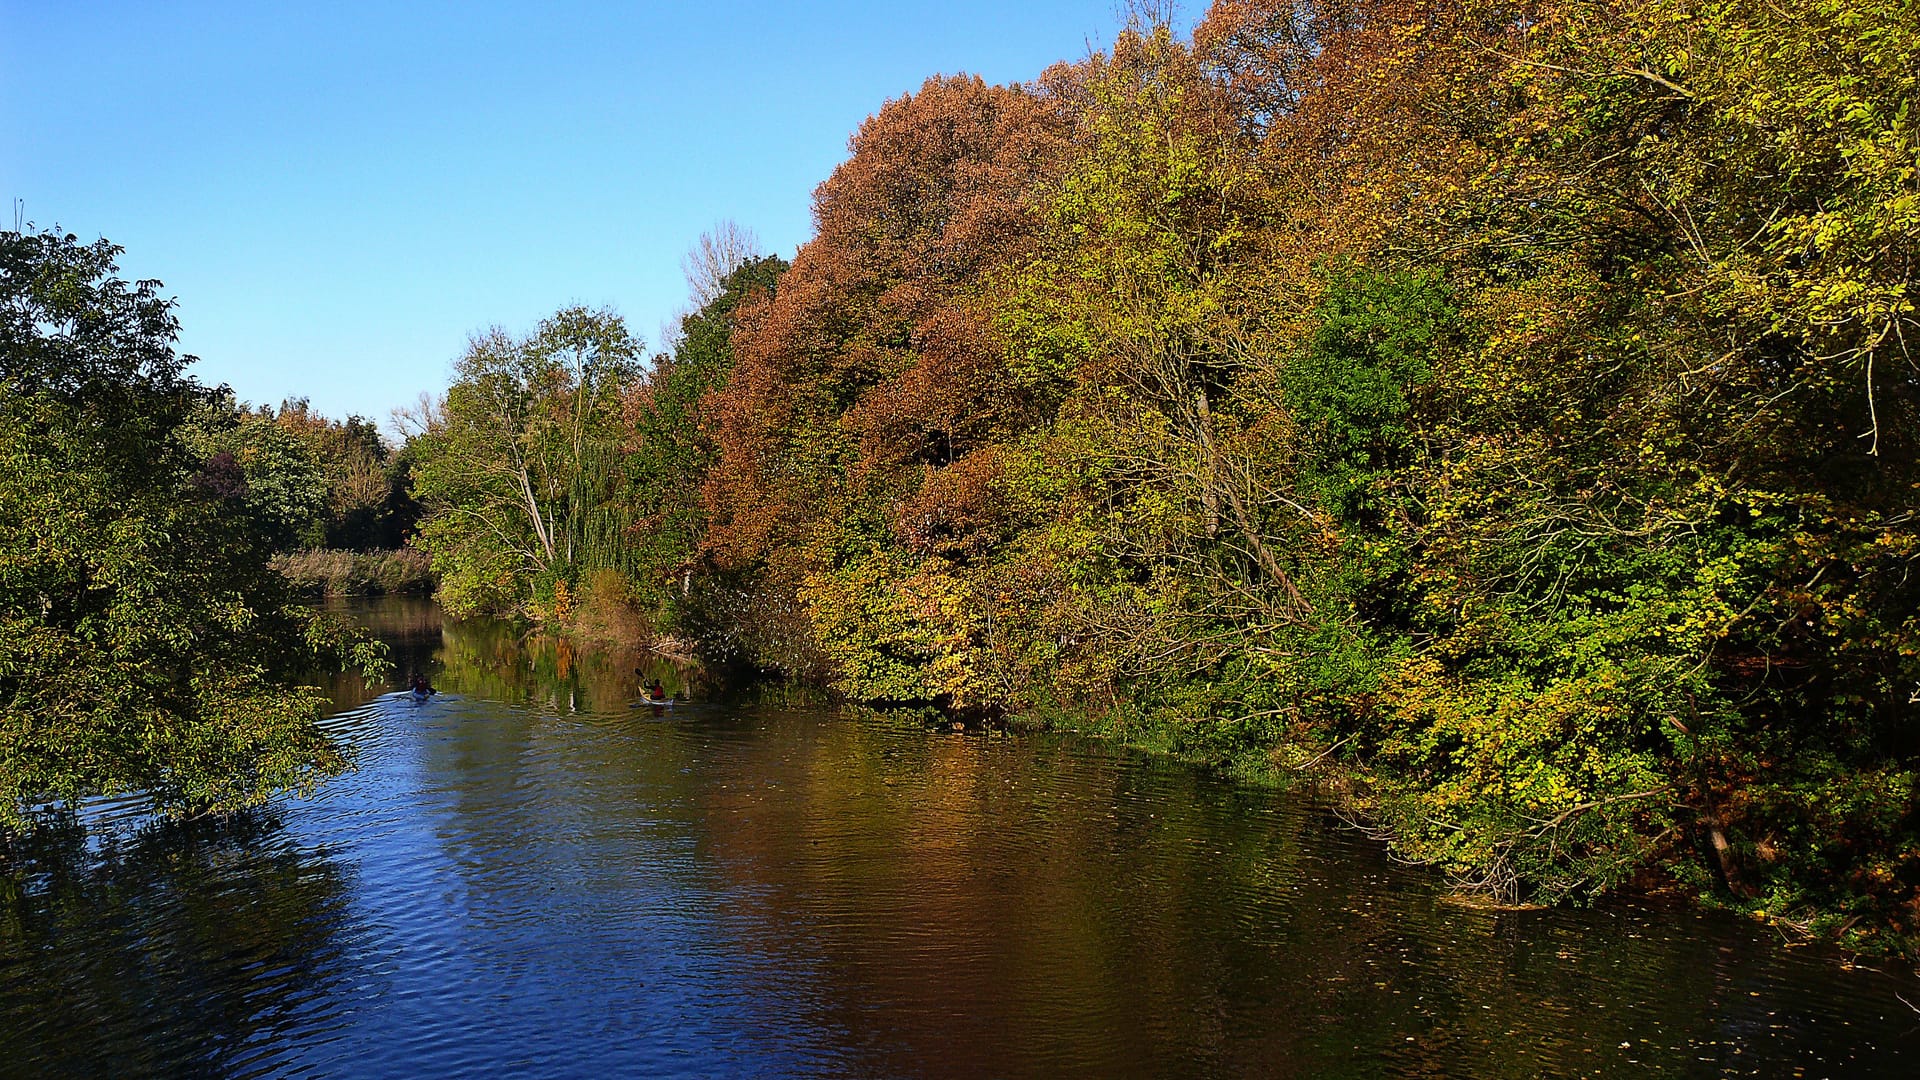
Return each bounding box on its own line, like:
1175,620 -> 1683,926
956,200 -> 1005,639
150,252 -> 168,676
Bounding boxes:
272,548 -> 436,596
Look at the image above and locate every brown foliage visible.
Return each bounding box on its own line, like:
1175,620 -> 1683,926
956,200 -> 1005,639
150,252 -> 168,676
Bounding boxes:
703,74 -> 1073,573
892,447 -> 1010,560
1195,0 -> 1365,136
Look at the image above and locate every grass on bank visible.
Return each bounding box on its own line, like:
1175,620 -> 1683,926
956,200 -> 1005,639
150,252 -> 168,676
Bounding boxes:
272,548 -> 435,597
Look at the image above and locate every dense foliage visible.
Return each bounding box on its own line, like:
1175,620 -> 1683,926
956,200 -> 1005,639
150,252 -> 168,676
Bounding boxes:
183,395 -> 421,554
405,306 -> 643,618
270,398 -> 423,550
622,256 -> 788,649
0,229 -> 386,837
407,0 -> 1916,945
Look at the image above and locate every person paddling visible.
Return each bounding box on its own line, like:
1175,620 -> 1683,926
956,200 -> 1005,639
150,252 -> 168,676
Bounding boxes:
646,679 -> 666,702
409,671 -> 436,696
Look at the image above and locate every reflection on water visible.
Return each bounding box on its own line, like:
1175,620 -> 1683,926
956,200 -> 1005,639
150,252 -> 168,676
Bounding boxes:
318,596 -> 704,712
0,810 -> 352,1078
3,597 -> 1917,1078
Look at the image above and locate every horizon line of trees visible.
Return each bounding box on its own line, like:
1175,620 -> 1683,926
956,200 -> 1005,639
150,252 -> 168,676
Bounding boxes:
192,393 -> 423,554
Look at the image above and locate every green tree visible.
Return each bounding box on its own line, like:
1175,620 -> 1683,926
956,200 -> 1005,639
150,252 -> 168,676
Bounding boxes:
406,305 -> 642,618
183,393 -> 330,550
0,229 -> 385,837
275,398 -> 421,550
622,255 -> 785,625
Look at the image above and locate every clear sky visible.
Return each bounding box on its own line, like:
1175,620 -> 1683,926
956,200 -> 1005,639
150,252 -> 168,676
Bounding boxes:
1,1 -> 1126,426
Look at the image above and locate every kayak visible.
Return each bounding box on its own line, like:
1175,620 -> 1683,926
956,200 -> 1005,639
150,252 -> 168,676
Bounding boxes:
408,689 -> 434,703
629,698 -> 676,708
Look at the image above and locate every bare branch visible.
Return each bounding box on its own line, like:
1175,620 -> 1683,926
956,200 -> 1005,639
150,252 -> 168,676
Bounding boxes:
682,220 -> 763,309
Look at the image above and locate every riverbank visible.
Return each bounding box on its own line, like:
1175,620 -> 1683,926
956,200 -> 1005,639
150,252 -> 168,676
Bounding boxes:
1007,697 -> 1920,963
352,573 -> 1920,962
274,548 -> 435,597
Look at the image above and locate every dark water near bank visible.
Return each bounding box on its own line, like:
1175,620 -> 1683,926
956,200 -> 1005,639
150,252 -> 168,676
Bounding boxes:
4,600 -> 1918,1077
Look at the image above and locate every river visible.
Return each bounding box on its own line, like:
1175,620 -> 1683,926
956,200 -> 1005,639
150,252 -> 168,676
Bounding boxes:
2,598 -> 1916,1077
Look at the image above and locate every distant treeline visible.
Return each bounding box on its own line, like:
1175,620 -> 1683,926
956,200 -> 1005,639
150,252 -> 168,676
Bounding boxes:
403,0 -> 1919,947
188,394 -> 422,554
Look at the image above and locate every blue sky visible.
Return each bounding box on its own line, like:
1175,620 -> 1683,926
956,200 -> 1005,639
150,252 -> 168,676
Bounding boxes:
1,1 -> 1127,426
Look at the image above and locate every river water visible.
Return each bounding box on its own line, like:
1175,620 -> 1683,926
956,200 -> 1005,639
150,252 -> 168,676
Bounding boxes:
3,599 -> 1917,1078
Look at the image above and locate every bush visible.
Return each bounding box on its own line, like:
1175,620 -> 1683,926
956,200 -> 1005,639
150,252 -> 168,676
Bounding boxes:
564,568 -> 653,646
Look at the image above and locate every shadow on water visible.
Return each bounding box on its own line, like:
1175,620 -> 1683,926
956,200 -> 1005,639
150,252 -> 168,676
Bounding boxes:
673,711 -> 1920,1078
0,808 -> 353,1080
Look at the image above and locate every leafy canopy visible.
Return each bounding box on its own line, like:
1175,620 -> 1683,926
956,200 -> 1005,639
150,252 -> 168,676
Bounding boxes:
0,229 -> 385,835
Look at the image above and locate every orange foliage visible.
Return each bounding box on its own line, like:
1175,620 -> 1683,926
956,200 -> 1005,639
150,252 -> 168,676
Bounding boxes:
703,74 -> 1072,575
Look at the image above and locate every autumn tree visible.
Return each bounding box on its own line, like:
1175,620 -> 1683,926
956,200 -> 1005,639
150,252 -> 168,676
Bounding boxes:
401,0 -> 1920,945
699,73 -> 1072,688
1173,0 -> 1920,924
273,398 -> 421,550
621,254 -> 786,632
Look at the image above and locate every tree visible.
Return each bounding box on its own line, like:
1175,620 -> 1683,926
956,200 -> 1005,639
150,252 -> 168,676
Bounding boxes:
182,393 -> 330,550
680,220 -> 764,311
0,228 -> 384,838
620,255 -> 786,625
273,398 -> 420,550
699,73 -> 1072,683
1173,0 -> 1920,922
405,305 -> 642,618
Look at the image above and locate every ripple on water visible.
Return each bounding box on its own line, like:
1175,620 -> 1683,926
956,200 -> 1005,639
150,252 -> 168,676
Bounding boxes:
4,636 -> 1920,1077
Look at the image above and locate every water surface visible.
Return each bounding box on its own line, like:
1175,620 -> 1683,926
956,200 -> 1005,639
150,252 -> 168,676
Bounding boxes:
3,598 -> 1916,1077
